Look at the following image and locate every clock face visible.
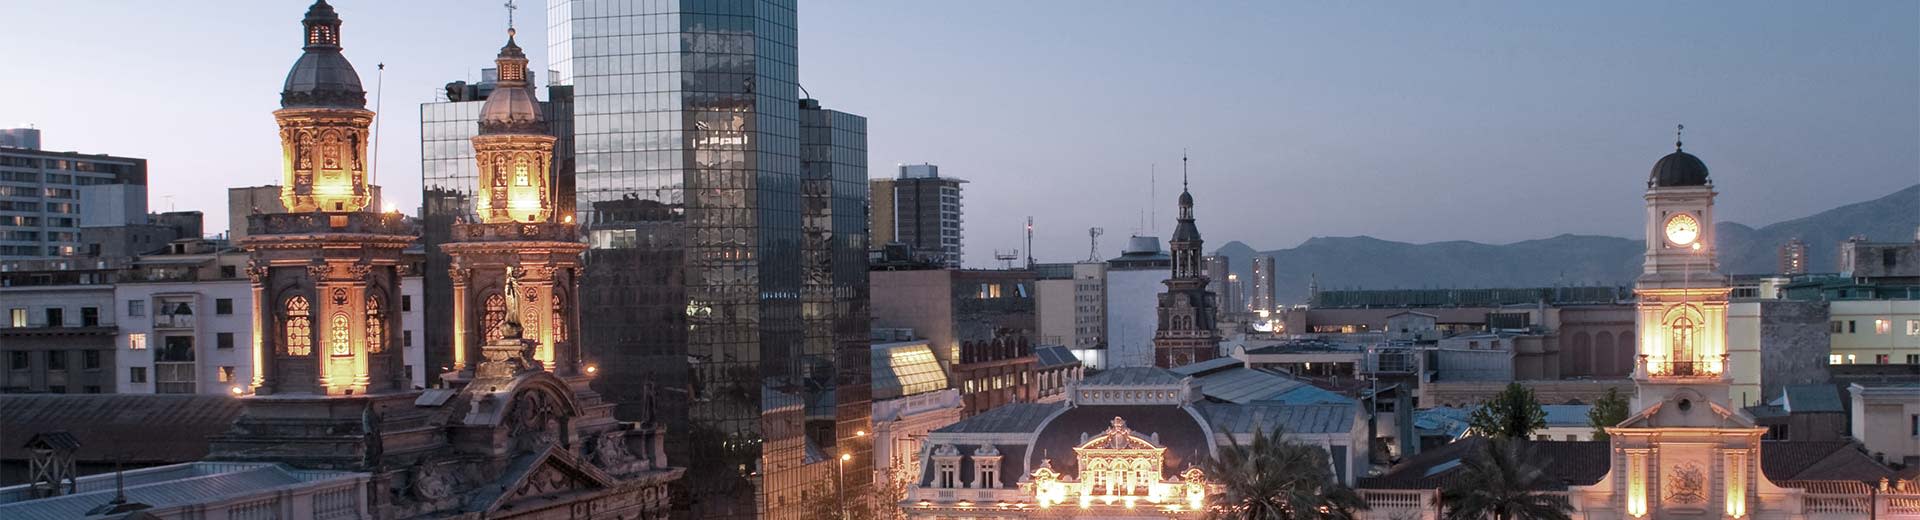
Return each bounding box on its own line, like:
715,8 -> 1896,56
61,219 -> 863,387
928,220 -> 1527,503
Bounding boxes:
1665,213 -> 1700,246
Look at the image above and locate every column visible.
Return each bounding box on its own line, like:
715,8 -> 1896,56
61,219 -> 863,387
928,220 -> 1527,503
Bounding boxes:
450,265 -> 469,372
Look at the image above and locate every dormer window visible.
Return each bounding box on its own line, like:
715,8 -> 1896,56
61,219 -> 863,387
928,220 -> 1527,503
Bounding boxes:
931,444 -> 962,489
972,445 -> 1002,489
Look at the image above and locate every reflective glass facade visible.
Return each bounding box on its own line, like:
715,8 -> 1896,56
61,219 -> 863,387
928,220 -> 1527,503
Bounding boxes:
800,100 -> 872,512
546,1 -> 846,517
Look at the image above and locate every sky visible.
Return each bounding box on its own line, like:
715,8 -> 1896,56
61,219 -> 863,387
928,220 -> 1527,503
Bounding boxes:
3,1 -> 1915,268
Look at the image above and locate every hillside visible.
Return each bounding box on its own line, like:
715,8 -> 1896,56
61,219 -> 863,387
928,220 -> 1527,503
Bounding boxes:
1216,184 -> 1919,305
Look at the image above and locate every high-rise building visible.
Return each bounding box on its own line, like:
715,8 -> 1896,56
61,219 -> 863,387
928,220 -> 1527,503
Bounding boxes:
1251,254 -> 1276,314
0,139 -> 148,259
540,0 -> 869,516
1778,237 -> 1807,275
1202,254 -> 1230,320
799,97 -> 874,514
0,128 -> 40,150
1153,159 -> 1220,368
871,164 -> 965,267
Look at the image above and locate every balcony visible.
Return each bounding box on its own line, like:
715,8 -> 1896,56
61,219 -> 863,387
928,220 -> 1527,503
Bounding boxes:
1637,354 -> 1727,380
153,313 -> 195,330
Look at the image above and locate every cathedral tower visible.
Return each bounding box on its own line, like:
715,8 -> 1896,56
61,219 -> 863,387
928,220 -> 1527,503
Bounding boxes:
440,29 -> 586,379
1153,155 -> 1221,368
275,0 -> 375,213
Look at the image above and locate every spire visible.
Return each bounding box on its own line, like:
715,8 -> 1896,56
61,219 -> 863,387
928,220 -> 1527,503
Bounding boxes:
1181,149 -> 1189,192
1675,123 -> 1684,152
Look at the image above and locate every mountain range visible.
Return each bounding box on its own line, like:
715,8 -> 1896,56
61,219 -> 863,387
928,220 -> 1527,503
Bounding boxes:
1213,184 -> 1920,305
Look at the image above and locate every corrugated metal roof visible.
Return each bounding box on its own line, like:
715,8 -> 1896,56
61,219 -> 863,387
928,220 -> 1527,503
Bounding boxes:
0,462 -> 362,520
1778,384 -> 1845,413
934,402 -> 1065,433
1081,367 -> 1183,386
1168,357 -> 1239,376
0,395 -> 245,463
1194,402 -> 1356,435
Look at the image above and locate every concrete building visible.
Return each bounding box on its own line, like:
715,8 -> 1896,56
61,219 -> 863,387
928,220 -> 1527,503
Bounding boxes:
871,269 -> 1037,417
0,139 -> 148,258
871,164 -> 965,267
1202,254 -> 1230,319
1848,382 -> 1920,466
0,259 -> 121,394
1033,263 -> 1076,348
1778,237 -> 1807,275
1104,236 -> 1169,369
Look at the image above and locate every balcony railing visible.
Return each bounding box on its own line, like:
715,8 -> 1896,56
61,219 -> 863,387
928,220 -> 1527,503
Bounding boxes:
1638,354 -> 1727,379
152,313 -> 196,329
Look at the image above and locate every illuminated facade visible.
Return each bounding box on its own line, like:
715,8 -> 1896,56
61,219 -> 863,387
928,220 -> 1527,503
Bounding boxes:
903,367 -> 1365,518
439,31 -> 585,376
1356,140 -> 1920,520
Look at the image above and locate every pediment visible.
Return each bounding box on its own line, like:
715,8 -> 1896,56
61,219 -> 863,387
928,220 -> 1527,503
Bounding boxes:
475,446 -> 620,514
1615,388 -> 1754,430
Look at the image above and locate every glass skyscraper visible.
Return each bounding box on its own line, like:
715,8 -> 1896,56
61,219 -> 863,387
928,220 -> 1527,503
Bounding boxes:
541,1 -> 868,517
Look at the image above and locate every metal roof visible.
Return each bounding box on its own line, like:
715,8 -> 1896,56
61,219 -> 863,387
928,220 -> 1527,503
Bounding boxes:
1081,367 -> 1185,387
0,395 -> 245,464
1168,357 -> 1240,376
1777,384 -> 1846,413
1033,345 -> 1081,369
0,462 -> 362,520
1194,402 -> 1356,435
933,402 -> 1065,434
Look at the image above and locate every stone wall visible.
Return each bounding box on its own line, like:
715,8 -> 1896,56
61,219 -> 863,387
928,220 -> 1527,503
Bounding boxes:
1757,300 -> 1831,403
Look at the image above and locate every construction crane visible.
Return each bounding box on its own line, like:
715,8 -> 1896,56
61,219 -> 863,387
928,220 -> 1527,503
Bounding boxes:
1087,227 -> 1104,262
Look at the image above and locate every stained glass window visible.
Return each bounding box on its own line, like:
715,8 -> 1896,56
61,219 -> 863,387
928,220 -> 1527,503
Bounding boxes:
330,313 -> 351,357
365,295 -> 385,354
285,296 -> 312,356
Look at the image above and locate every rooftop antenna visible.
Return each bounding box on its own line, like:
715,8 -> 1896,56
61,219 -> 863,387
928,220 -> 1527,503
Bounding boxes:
1025,216 -> 1034,269
1087,227 -> 1104,262
371,63 -> 385,188
1149,163 -> 1157,234
1182,149 -> 1189,190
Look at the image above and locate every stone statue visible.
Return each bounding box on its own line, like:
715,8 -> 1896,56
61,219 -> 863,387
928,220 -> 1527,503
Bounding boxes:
500,267 -> 524,339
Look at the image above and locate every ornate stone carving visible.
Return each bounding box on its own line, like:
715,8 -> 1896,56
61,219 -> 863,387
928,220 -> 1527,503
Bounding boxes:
307,263 -> 333,279
347,261 -> 373,278
246,261 -> 271,284
507,389 -> 562,454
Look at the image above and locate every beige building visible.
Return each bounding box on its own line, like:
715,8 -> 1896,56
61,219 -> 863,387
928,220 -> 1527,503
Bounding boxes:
1849,383 -> 1920,466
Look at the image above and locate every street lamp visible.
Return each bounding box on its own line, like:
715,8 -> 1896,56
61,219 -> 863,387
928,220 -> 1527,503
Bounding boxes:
839,452 -> 852,520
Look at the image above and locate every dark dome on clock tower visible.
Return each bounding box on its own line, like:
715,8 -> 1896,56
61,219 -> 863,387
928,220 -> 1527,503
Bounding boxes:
1650,150 -> 1710,188
280,0 -> 366,109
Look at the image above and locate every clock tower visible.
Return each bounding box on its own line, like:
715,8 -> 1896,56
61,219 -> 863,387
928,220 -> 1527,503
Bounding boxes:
1630,129 -> 1732,411
1153,155 -> 1221,368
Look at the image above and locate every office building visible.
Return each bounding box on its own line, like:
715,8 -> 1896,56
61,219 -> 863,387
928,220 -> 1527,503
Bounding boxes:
540,0 -> 872,516
1250,254 -> 1275,314
870,269 -> 1036,416
1105,236 -> 1169,369
1202,254 -> 1229,319
799,96 -> 875,515
0,259 -> 121,394
0,140 -> 148,258
1778,237 -> 1807,275
870,163 -> 965,267
0,128 -> 41,150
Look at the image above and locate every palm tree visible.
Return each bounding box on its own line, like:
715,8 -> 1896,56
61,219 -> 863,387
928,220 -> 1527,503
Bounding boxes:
1440,438 -> 1574,520
1201,426 -> 1368,520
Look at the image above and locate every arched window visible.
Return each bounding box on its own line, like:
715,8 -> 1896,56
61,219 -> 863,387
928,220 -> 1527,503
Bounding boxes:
1670,317 -> 1695,375
483,293 -> 507,342
285,296 -> 312,356
365,295 -> 385,354
330,313 -> 351,357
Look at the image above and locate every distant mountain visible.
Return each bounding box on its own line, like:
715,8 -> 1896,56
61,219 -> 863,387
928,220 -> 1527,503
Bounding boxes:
1217,184 -> 1920,305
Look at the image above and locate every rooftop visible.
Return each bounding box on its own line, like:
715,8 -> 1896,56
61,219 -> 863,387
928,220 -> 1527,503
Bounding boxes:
1358,438 -> 1610,490
1080,367 -> 1186,387
1196,401 -> 1357,435
933,402 -> 1065,434
0,462 -> 363,520
0,395 -> 245,465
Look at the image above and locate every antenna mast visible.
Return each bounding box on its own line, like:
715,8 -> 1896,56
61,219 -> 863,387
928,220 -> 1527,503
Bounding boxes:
371,63 -> 386,192
1087,227 -> 1104,262
1149,163 -> 1157,235
1025,216 -> 1034,269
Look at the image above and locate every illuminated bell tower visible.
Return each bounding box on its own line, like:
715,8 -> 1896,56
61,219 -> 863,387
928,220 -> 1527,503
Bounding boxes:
441,29 -> 586,381
1596,131 -> 1769,520
276,0 -> 374,214
1630,129 -> 1732,411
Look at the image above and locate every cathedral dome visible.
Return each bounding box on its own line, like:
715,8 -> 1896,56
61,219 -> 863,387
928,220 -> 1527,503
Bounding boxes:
280,0 -> 366,109
1649,150 -> 1710,188
478,32 -> 547,135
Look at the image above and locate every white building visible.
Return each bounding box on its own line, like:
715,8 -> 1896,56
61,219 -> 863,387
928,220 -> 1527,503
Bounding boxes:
1849,383 -> 1920,466
112,246 -> 426,395
1103,236 -> 1169,369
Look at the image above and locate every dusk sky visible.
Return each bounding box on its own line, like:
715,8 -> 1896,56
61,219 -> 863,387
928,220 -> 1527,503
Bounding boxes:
3,1 -> 1914,267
